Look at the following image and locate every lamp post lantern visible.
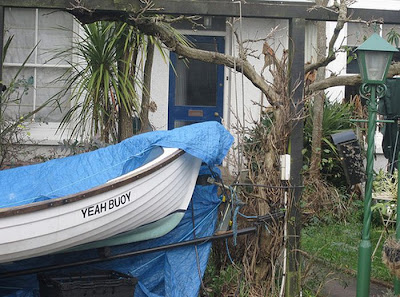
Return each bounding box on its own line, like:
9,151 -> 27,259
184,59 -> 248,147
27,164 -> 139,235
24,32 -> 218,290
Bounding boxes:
355,33 -> 398,297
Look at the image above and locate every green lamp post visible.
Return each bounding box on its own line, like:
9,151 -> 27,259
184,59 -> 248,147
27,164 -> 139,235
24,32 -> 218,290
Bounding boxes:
355,33 -> 398,297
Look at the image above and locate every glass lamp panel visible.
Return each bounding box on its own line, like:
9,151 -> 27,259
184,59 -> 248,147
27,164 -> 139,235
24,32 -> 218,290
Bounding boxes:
364,51 -> 391,82
357,51 -> 366,81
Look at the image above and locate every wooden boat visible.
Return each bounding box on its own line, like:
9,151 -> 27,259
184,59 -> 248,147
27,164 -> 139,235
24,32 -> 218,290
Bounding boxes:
0,147 -> 202,263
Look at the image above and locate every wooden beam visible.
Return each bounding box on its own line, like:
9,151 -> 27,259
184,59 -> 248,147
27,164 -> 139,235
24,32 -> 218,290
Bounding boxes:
2,0 -> 400,24
0,0 -> 142,12
286,17 -> 305,297
350,7 -> 400,25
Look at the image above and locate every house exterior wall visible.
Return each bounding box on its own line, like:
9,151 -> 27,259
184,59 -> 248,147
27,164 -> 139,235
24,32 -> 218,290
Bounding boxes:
148,49 -> 170,130
145,17 -> 293,133
0,7 -> 320,159
2,10 -> 312,167
3,10 -> 295,146
224,18 -> 289,131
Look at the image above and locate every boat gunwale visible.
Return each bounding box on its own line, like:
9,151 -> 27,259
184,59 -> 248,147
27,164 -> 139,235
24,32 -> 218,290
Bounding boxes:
0,148 -> 185,218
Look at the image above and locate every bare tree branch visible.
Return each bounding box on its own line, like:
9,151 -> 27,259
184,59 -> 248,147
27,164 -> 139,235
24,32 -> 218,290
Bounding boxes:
308,61 -> 400,92
305,0 -> 348,74
68,0 -> 400,104
69,3 -> 282,106
308,74 -> 360,92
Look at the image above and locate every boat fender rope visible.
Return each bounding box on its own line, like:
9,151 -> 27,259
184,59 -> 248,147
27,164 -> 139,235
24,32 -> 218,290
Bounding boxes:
225,238 -> 235,265
196,174 -> 214,186
230,186 -> 246,246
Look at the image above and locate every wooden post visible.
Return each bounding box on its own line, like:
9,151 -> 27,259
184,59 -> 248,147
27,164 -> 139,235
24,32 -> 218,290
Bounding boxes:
285,17 -> 305,297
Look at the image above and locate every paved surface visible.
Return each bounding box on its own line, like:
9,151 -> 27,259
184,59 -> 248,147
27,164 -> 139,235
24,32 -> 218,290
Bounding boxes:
322,277 -> 390,297
320,271 -> 393,297
305,262 -> 393,297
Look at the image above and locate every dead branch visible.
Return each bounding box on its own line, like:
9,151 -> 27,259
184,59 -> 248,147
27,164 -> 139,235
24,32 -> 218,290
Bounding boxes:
308,74 -> 360,92
347,17 -> 384,25
308,61 -> 400,92
69,3 -> 282,106
304,0 -> 348,74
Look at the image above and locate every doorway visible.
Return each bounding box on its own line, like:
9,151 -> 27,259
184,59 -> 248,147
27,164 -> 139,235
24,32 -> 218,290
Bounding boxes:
168,36 -> 224,129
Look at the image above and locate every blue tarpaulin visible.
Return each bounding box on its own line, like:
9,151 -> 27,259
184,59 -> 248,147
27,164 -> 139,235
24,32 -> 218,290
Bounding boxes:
0,121 -> 233,297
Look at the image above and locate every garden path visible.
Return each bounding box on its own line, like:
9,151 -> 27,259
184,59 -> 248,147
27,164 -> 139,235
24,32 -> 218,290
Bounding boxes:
322,273 -> 392,297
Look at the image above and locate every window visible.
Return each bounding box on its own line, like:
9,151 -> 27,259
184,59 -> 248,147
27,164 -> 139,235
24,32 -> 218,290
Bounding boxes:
3,8 -> 74,141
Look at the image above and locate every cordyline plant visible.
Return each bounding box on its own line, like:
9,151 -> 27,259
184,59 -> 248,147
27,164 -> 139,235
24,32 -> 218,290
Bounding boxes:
54,21 -> 140,144
54,19 -> 188,143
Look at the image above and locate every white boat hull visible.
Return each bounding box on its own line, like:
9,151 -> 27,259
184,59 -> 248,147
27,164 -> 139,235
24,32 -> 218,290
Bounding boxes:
0,148 -> 201,263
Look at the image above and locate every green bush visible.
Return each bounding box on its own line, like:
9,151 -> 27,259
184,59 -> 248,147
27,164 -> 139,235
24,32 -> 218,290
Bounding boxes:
304,99 -> 356,187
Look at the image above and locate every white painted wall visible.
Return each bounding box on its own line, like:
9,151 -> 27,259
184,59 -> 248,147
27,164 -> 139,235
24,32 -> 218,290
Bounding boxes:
147,18 -> 291,133
325,21 -> 348,102
224,18 -> 289,132
148,49 -> 170,130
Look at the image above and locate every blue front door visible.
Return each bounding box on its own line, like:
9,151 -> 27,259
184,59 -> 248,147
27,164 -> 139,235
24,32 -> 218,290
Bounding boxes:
168,36 -> 224,129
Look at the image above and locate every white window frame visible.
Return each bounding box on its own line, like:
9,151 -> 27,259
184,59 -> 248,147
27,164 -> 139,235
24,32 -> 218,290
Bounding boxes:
3,8 -> 78,145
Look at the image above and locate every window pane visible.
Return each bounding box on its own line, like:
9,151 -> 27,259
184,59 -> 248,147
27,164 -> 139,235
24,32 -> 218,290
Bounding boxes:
174,120 -> 199,128
175,42 -> 218,107
36,68 -> 70,121
2,67 -> 35,119
3,8 -> 73,124
4,8 -> 36,64
38,10 -> 73,64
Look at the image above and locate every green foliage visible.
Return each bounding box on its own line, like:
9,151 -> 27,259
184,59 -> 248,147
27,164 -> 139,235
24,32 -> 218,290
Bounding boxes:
373,169 -> 398,197
380,289 -> 397,297
387,28 -> 400,47
57,138 -> 107,155
201,258 -> 248,297
55,21 -> 141,143
2,36 -> 13,63
303,99 -> 355,186
343,45 -> 357,64
0,75 -> 35,167
371,170 -> 398,226
303,184 -> 363,225
55,19 -> 189,143
302,222 -> 393,282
